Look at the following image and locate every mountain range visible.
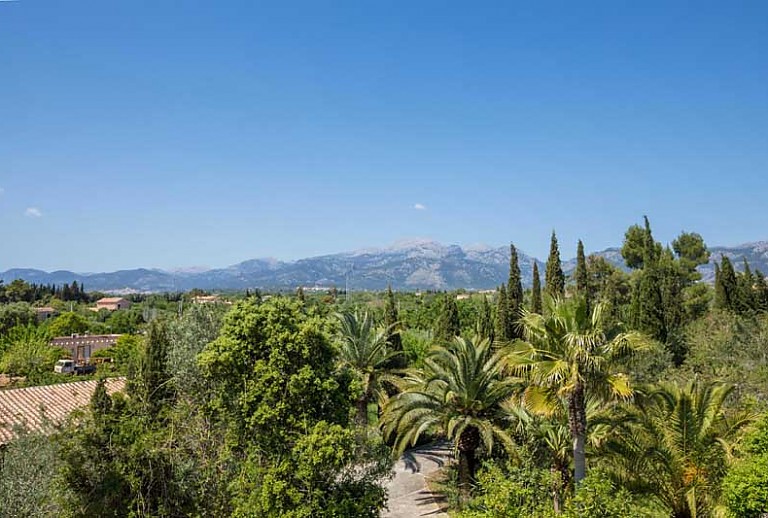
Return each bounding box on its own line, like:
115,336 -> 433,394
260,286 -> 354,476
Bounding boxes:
2,239 -> 767,293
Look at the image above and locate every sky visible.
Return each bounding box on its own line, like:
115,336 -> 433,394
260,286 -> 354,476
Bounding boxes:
1,1 -> 767,272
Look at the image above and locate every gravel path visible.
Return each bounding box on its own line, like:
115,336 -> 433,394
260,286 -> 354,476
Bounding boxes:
383,443 -> 452,518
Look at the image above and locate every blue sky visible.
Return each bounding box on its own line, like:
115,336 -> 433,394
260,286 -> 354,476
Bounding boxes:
1,1 -> 767,272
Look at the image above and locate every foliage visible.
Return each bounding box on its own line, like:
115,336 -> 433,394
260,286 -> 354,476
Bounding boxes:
722,414 -> 768,517
434,293 -> 461,344
603,380 -> 753,518
198,297 -> 350,452
680,311 -> 768,405
400,328 -> 433,367
508,296 -> 652,484
0,325 -> 65,379
335,312 -> 400,425
0,431 -> 62,517
531,262 -> 543,314
544,231 -> 565,298
496,284 -> 509,341
507,244 -> 524,339
382,337 -> 518,497
47,311 -> 91,337
230,421 -> 391,518
574,240 -> 589,301
0,302 -> 36,336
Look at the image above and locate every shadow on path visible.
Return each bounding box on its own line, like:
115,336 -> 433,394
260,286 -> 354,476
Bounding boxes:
383,442 -> 452,518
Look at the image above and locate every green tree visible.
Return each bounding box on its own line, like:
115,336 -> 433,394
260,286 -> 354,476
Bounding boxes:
605,381 -> 753,518
508,244 -> 524,339
508,296 -> 651,485
531,262 -> 543,314
383,337 -> 518,500
383,285 -> 406,369
621,224 -> 647,269
671,231 -> 709,281
0,431 -> 62,517
476,295 -> 495,342
47,311 -> 90,337
722,414 -> 768,517
198,297 -> 349,453
434,293 -> 461,344
0,302 -> 36,336
135,319 -> 174,416
496,285 -> 509,342
755,270 -> 768,311
335,312 -> 400,426
574,240 -> 588,303
737,258 -> 757,313
716,256 -> 739,311
545,232 -> 565,298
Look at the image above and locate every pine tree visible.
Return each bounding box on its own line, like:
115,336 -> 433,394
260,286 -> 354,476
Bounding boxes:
507,244 -> 524,339
545,231 -> 565,298
384,285 -> 406,368
531,262 -> 543,314
476,295 -> 495,342
435,293 -> 461,343
495,284 -> 509,342
296,286 -> 306,304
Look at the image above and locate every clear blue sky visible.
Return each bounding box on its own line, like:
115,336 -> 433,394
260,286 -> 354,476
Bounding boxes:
1,1 -> 767,272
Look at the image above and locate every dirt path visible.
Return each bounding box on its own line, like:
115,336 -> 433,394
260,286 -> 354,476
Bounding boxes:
383,443 -> 452,518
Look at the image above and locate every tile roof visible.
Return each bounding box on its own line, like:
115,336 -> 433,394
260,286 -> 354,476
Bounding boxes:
96,297 -> 128,304
0,377 -> 126,444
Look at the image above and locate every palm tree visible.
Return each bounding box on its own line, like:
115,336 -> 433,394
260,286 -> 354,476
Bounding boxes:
505,396 -> 614,513
602,380 -> 754,518
507,296 -> 651,485
336,312 -> 401,427
381,337 -> 519,500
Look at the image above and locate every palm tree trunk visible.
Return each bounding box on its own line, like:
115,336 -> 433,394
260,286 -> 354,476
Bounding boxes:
568,383 -> 587,485
457,426 -> 480,503
356,396 -> 368,427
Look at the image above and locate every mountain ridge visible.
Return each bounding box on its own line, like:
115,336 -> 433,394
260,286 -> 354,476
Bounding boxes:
2,240 -> 767,293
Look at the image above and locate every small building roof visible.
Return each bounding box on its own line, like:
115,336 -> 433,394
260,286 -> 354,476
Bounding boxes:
0,378 -> 125,444
96,297 -> 128,304
34,307 -> 57,313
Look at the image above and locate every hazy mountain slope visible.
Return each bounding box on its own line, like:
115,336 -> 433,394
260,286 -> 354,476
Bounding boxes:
2,240 -> 766,292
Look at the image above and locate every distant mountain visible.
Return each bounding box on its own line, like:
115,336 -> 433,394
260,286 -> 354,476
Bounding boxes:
2,240 -> 767,293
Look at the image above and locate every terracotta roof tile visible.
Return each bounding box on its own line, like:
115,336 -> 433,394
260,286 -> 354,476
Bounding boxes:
0,378 -> 126,444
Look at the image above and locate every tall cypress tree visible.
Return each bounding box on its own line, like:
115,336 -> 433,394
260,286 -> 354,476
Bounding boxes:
737,259 -> 756,313
632,217 -> 666,342
531,262 -> 543,314
714,262 -> 725,309
435,293 -> 461,343
575,239 -> 589,308
476,295 -> 495,342
719,257 -> 738,311
545,231 -> 565,298
507,244 -> 524,339
495,284 -> 509,342
136,319 -> 173,416
636,265 -> 666,342
384,285 -> 406,368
